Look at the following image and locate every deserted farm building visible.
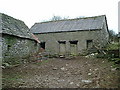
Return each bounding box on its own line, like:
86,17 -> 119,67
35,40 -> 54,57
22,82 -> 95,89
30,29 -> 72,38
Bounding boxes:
0,13 -> 40,64
30,15 -> 109,55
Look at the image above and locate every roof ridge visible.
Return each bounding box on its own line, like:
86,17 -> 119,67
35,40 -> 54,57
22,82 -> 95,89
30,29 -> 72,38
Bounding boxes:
35,15 -> 106,24
0,12 -> 26,25
1,13 -> 35,40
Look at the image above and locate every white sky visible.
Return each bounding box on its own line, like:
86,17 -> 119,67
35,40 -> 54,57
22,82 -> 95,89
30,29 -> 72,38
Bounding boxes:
0,0 -> 119,33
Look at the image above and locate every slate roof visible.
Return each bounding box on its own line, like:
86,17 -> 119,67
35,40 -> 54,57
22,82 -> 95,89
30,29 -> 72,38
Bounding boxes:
30,15 -> 106,34
0,13 -> 34,40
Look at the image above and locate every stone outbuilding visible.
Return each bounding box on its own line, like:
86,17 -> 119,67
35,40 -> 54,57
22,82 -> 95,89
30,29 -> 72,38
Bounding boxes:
0,13 -> 40,64
30,15 -> 109,55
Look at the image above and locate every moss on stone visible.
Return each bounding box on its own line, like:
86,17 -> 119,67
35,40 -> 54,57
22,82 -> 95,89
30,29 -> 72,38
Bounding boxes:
5,35 -> 17,46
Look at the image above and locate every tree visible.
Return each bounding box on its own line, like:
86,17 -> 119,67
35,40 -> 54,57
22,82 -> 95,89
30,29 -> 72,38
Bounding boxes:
50,16 -> 62,21
109,30 -> 118,42
42,16 -> 69,22
50,15 -> 69,21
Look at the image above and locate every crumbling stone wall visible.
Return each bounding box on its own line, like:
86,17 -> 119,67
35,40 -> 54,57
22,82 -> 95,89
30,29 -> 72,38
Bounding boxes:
2,34 -> 40,65
1,13 -> 40,65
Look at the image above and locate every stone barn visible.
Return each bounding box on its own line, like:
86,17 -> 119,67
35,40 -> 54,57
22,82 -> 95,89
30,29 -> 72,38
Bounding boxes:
30,15 -> 109,55
0,13 -> 40,65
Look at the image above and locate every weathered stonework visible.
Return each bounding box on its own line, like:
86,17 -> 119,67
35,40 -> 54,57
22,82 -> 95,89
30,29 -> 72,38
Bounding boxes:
2,34 -> 39,64
0,13 -> 40,65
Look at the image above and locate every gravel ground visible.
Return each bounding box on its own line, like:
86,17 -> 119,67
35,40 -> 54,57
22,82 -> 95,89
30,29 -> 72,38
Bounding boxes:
2,56 -> 120,88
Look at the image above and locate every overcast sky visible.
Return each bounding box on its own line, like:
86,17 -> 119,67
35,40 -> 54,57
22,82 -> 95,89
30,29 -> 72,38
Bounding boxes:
0,0 -> 119,33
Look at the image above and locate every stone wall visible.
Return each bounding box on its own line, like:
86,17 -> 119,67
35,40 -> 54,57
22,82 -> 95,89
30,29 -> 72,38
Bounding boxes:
2,34 -> 40,65
35,28 -> 109,55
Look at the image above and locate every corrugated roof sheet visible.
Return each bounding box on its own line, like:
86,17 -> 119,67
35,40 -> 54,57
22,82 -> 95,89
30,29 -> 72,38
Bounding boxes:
0,13 -> 34,39
30,15 -> 106,33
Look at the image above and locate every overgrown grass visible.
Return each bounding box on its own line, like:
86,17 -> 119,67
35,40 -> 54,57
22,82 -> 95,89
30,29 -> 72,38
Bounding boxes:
105,42 -> 119,50
96,42 -> 120,69
3,74 -> 22,81
2,73 -> 23,88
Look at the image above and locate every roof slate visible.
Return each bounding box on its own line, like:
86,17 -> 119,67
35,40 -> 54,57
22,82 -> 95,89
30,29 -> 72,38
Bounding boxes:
0,13 -> 34,39
30,15 -> 106,34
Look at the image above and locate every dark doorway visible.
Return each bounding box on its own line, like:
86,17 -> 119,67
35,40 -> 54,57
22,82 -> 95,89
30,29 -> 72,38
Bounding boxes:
87,40 -> 93,49
8,45 -> 11,51
69,40 -> 78,44
40,42 -> 45,49
69,40 -> 78,55
58,41 -> 66,55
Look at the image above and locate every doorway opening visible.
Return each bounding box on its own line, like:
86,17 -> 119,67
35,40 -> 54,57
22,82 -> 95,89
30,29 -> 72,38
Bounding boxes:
86,40 -> 93,49
69,40 -> 78,55
40,42 -> 46,49
58,41 -> 66,55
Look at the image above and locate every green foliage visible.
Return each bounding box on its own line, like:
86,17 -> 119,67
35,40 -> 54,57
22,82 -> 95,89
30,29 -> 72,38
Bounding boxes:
96,53 -> 120,69
109,30 -> 118,42
3,74 -> 21,81
96,53 -> 108,58
5,58 -> 21,65
108,58 -> 120,69
108,58 -> 120,64
96,42 -> 120,69
5,36 -> 17,46
106,43 -> 119,50
2,63 -> 10,67
35,59 -> 49,65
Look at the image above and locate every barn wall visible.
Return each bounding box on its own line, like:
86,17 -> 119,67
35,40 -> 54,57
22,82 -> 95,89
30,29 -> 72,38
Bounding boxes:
99,20 -> 109,47
2,34 -> 40,64
35,29 -> 109,55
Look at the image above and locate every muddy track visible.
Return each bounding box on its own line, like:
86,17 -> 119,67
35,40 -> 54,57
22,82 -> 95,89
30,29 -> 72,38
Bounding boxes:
2,56 -> 120,88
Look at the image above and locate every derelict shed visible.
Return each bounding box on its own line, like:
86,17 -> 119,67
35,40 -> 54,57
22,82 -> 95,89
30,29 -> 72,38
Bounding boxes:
30,15 -> 109,55
0,13 -> 40,64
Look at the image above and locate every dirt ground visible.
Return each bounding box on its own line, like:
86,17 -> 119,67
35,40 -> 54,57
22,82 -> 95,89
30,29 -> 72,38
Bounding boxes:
2,56 -> 120,88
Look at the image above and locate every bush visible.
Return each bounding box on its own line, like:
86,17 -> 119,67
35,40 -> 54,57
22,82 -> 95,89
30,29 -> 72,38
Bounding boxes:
106,42 -> 119,50
108,58 -> 120,64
